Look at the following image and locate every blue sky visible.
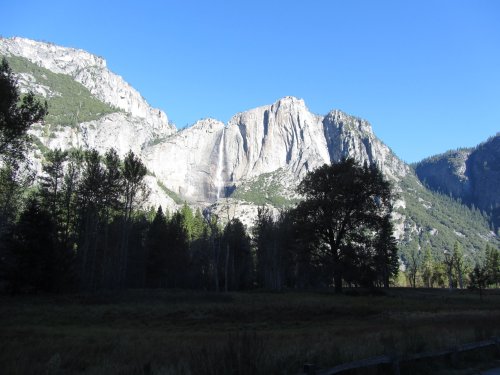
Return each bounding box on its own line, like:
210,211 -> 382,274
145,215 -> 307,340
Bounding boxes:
1,0 -> 499,162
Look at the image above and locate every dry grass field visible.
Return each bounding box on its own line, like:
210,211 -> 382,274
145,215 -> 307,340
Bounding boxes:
1,288 -> 499,374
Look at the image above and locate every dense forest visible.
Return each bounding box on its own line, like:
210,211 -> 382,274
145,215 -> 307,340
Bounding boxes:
0,58 -> 498,294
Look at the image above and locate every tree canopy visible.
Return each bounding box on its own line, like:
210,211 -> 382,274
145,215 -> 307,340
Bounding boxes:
294,158 -> 395,292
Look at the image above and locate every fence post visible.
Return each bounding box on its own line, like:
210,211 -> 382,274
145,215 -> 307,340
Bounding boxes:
449,347 -> 459,367
303,363 -> 316,375
493,337 -> 500,354
391,356 -> 400,375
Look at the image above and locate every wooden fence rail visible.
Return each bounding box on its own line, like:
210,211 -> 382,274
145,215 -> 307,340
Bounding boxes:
301,336 -> 500,375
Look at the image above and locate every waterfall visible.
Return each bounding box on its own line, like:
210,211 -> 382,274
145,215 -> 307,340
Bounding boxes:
215,128 -> 225,200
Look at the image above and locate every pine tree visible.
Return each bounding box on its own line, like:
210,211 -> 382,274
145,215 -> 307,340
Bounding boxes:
39,148 -> 68,233
100,148 -> 124,287
0,57 -> 47,161
406,245 -> 422,288
188,210 -> 213,289
431,262 -> 447,288
422,247 -> 434,288
484,245 -> 499,287
222,218 -> 252,291
0,163 -> 24,229
374,215 -> 399,288
76,149 -> 106,290
180,203 -> 195,240
203,214 -> 223,291
253,208 -> 293,290
145,207 -> 168,287
453,241 -> 465,289
0,58 -> 46,240
4,198 -> 72,293
119,150 -> 148,285
191,208 -> 205,241
254,208 -> 278,290
443,249 -> 455,290
165,211 -> 190,288
469,264 -> 488,300
102,148 -> 123,217
60,150 -> 83,250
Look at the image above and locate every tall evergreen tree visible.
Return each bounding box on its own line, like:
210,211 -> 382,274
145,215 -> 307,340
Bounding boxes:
222,218 -> 253,291
100,148 -> 124,287
443,249 -> 455,290
452,241 -> 465,289
205,214 -> 223,291
406,245 -> 422,288
179,203 -> 195,240
39,148 -> 68,232
0,57 -> 47,161
145,206 -> 168,288
102,148 -> 123,217
188,208 -> 211,288
253,208 -> 294,290
484,245 -> 500,287
422,247 -> 434,288
3,198 -> 72,293
254,208 -> 279,290
60,149 -> 82,251
0,162 -> 25,230
77,149 -> 106,290
0,58 -> 46,241
119,150 -> 148,285
165,211 -> 190,288
469,264 -> 488,300
374,215 -> 399,288
191,208 -> 206,241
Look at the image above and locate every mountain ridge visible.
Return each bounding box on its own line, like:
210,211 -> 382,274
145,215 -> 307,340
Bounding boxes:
0,36 -> 497,259
415,133 -> 500,231
0,36 -> 175,134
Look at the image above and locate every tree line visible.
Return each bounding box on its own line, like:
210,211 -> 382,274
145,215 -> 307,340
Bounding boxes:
0,147 -> 151,291
0,151 -> 401,293
404,241 -> 499,290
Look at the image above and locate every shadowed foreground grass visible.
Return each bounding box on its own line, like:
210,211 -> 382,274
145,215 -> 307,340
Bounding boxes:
0,288 -> 499,374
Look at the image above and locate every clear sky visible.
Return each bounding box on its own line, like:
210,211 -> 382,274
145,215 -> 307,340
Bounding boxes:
1,0 -> 499,163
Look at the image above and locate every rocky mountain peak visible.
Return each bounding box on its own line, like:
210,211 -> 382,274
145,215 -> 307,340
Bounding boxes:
0,36 -> 175,135
272,96 -> 307,113
415,134 -> 500,230
0,36 -> 107,73
190,118 -> 225,132
325,109 -> 374,136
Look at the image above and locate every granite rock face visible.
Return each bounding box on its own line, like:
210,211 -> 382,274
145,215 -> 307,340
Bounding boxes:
467,135 -> 500,215
414,149 -> 473,198
143,96 -> 410,207
415,135 -> 500,228
144,118 -> 226,203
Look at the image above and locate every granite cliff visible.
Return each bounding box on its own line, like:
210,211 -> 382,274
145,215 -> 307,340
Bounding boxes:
415,134 -> 500,230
